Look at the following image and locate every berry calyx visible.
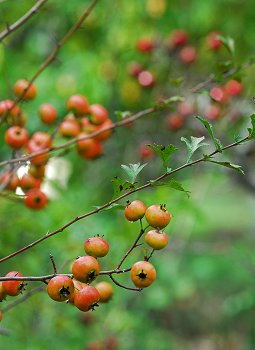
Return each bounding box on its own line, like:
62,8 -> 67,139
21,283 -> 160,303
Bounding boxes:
130,261 -> 156,288
24,188 -> 48,210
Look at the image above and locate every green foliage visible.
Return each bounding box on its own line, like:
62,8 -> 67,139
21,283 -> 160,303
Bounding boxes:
181,136 -> 208,163
147,143 -> 178,172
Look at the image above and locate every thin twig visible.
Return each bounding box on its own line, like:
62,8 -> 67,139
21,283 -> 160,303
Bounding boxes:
109,274 -> 141,292
0,0 -> 98,124
0,107 -> 155,168
0,0 -> 48,43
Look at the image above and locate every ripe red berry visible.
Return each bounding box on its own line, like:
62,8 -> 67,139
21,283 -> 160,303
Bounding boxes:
145,229 -> 169,250
66,94 -> 90,116
128,62 -> 143,77
68,280 -> 85,304
47,275 -> 74,302
179,46 -> 197,64
78,141 -> 103,159
124,200 -> 147,222
89,104 -> 109,125
207,31 -> 222,51
95,281 -> 114,302
0,171 -> 19,191
25,188 -> 48,210
59,120 -> 81,138
204,104 -> 221,121
209,86 -> 229,103
224,79 -> 243,96
4,126 -> 29,149
2,271 -> 25,296
39,103 -> 57,124
19,173 -> 41,192
138,70 -> 155,88
130,261 -> 156,288
14,79 -> 37,100
71,256 -> 100,283
169,29 -> 188,48
145,204 -> 171,229
74,285 -> 100,312
84,236 -> 110,258
167,113 -> 185,131
93,119 -> 113,142
136,38 -> 154,53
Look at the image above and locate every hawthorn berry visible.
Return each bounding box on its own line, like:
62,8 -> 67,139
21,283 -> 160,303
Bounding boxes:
66,94 -> 90,116
4,126 -> 29,149
58,119 -> 81,138
14,79 -> 37,100
145,229 -> 168,250
68,280 -> 85,304
2,271 -> 25,296
179,46 -> 197,64
0,171 -> 19,191
95,281 -> 114,302
131,261 -> 156,288
124,200 -> 147,222
74,285 -> 100,312
25,188 -> 48,210
89,104 -> 109,125
225,79 -> 243,96
71,256 -> 100,283
39,103 -> 57,124
207,31 -> 222,51
145,204 -> 171,229
169,29 -> 188,48
84,236 -> 110,258
47,275 -> 74,302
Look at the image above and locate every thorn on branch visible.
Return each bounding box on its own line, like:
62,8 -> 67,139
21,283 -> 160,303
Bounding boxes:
49,254 -> 57,274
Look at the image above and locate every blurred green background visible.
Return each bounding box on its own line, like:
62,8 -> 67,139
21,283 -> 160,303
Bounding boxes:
1,0 -> 255,349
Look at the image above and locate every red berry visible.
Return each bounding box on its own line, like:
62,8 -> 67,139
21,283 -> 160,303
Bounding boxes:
138,70 -> 155,88
84,236 -> 110,258
145,204 -> 171,229
136,38 -> 154,53
25,188 -> 48,210
47,275 -> 74,302
169,30 -> 188,48
2,271 -> 25,296
124,200 -> 147,222
179,46 -> 197,64
145,229 -> 168,250
4,126 -> 29,149
14,79 -> 37,100
225,79 -> 243,96
131,261 -> 156,288
207,31 -> 222,51
66,94 -> 90,116
167,113 -> 184,131
39,103 -> 57,124
71,256 -> 100,283
89,104 -> 109,125
95,281 -> 114,302
74,285 -> 100,312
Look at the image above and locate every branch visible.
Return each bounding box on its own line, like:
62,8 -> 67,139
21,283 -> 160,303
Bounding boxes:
0,133 -> 250,264
0,107 -> 155,168
0,0 -> 99,124
0,0 -> 48,43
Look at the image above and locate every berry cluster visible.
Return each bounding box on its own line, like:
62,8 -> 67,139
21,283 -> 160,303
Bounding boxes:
0,81 -> 113,210
0,200 -> 172,321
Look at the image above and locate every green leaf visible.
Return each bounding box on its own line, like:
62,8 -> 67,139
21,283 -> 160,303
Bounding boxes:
234,134 -> 243,142
150,178 -> 190,198
121,163 -> 147,184
147,143 -> 178,172
205,160 -> 244,174
181,136 -> 208,163
247,114 -> 255,138
111,177 -> 135,198
196,116 -> 223,152
217,35 -> 235,56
